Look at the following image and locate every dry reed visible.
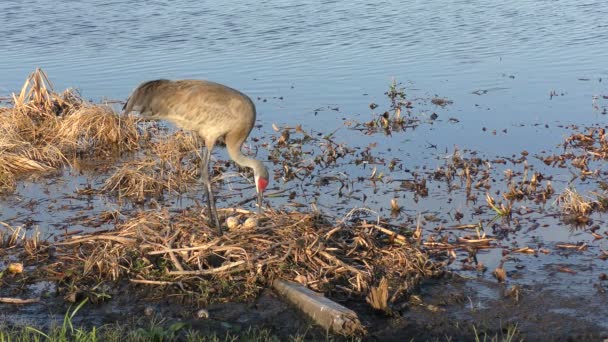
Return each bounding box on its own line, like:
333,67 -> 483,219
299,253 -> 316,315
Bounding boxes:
556,187 -> 599,218
0,221 -> 42,255
101,154 -> 200,201
52,208 -> 443,306
0,68 -> 144,192
100,129 -> 205,201
56,105 -> 142,155
153,130 -> 202,165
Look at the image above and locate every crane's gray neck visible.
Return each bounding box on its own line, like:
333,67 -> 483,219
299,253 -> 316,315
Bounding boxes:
227,143 -> 264,175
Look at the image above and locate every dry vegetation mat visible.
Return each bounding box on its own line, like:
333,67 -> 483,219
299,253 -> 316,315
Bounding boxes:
7,208 -> 441,301
0,69 -> 142,192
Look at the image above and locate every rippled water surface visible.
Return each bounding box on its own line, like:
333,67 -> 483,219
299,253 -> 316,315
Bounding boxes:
2,1 -> 607,123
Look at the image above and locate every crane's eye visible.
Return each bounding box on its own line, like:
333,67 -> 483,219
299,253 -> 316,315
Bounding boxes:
257,177 -> 269,192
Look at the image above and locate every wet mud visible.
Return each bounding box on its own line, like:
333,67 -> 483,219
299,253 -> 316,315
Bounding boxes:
2,275 -> 606,340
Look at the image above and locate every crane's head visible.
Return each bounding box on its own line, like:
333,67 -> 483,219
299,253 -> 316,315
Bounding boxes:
254,165 -> 269,214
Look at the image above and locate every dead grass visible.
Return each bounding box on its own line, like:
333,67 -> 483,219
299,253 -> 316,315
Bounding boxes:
366,277 -> 390,314
556,188 -> 601,222
0,68 -> 144,192
0,221 -> 42,256
101,157 -> 196,202
11,67 -> 72,119
0,169 -> 16,190
557,127 -> 608,178
50,208 -> 442,306
101,131 -> 205,201
153,130 -> 201,165
56,105 -> 142,155
358,79 -> 419,135
432,147 -> 490,202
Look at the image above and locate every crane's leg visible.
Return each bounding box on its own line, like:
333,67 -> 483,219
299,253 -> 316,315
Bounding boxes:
201,147 -> 222,234
200,149 -> 213,220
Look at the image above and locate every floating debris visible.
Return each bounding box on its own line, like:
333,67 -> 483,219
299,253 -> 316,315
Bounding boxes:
7,262 -> 23,274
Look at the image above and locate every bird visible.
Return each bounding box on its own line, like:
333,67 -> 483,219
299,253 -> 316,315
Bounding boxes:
123,79 -> 269,234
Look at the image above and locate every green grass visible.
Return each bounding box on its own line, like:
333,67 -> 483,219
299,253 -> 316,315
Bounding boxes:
473,323 -> 522,342
1,322 -> 297,342
0,299 -> 309,342
7,299 -> 529,342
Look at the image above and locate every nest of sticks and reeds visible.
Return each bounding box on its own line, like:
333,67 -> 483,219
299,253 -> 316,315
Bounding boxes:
0,68 -> 142,193
45,207 -> 443,307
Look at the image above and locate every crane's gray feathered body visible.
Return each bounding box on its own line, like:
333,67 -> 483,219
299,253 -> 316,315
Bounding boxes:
124,79 -> 269,234
124,79 -> 256,153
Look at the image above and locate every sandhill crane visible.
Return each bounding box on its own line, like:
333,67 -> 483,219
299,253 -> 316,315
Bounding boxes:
123,79 -> 269,234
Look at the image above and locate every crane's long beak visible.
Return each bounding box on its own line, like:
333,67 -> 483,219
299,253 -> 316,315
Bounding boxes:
257,191 -> 264,214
